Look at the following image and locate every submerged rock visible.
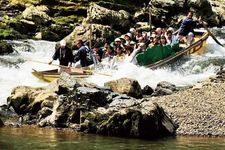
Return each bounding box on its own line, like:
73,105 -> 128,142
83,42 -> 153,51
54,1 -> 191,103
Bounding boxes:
0,40 -> 13,55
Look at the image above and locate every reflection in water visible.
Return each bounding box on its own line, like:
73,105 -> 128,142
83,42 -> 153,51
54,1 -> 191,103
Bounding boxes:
0,127 -> 225,150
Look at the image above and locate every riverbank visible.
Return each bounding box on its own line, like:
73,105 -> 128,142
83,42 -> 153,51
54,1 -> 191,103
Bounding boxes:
1,68 -> 225,138
152,70 -> 225,136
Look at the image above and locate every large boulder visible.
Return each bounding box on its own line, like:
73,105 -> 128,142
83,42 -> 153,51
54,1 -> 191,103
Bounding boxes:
104,78 -> 143,98
0,40 -> 13,55
85,3 -> 131,32
189,0 -> 219,26
65,23 -> 119,45
22,5 -> 52,26
149,0 -> 225,27
82,100 -> 176,139
7,86 -> 58,115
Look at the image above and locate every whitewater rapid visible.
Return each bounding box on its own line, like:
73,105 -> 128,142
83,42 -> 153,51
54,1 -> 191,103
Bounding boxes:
0,37 -> 225,105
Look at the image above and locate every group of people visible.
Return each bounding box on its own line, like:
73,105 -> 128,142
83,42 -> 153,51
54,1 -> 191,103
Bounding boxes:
49,11 -> 199,73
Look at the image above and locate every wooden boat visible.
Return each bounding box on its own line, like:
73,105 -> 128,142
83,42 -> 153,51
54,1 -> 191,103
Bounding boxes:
136,29 -> 209,69
32,69 -> 92,82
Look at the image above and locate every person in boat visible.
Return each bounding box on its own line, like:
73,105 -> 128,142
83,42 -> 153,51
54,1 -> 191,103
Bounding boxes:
92,43 -> 104,63
148,36 -> 160,48
135,29 -> 143,43
160,35 -> 167,46
74,40 -> 90,68
49,39 -> 73,73
177,11 -> 198,45
155,27 -> 162,37
166,28 -> 178,45
124,32 -> 132,45
129,42 -> 146,64
101,45 -> 115,68
111,46 -> 125,68
113,38 -> 123,49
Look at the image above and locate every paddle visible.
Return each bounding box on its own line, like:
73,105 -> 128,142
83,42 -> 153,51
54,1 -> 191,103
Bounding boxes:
29,59 -> 112,76
200,20 -> 224,47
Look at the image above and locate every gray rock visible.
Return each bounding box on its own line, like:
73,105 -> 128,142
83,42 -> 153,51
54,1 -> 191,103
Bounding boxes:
142,85 -> 154,95
104,78 -> 143,99
153,81 -> 177,96
86,3 -> 131,31
22,5 -> 52,26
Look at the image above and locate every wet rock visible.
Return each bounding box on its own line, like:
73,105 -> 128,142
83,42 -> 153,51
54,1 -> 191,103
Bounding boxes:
41,29 -> 60,41
104,78 -> 143,98
75,86 -> 112,109
0,40 -> 13,55
142,85 -> 154,95
38,107 -> 53,119
95,102 -> 176,139
46,72 -> 84,94
153,81 -> 177,96
7,86 -> 57,115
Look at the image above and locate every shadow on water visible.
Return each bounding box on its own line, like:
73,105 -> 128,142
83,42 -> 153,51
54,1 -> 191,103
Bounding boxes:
0,127 -> 225,150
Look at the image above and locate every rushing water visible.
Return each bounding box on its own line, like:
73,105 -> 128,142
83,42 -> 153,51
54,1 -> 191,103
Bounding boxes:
1,32 -> 225,149
0,127 -> 225,150
0,35 -> 225,104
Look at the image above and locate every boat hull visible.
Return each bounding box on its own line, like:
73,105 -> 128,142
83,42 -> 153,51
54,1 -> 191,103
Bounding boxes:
146,29 -> 209,69
32,69 -> 92,82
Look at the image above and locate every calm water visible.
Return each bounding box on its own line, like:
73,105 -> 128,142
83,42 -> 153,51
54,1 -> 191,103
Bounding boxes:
0,127 -> 225,150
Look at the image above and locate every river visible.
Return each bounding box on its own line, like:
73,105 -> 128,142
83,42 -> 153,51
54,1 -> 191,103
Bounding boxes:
1,30 -> 225,149
0,127 -> 225,150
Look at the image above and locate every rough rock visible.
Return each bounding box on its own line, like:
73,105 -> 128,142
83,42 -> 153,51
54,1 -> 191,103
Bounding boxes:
85,3 -> 131,32
7,86 -> 57,115
142,85 -> 154,95
22,5 -> 52,26
104,78 -> 143,98
82,100 -> 176,139
153,81 -> 177,96
65,23 -> 119,45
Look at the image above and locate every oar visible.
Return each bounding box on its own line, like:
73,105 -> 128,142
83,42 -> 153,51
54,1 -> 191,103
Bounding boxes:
29,59 -> 112,76
200,20 -> 224,47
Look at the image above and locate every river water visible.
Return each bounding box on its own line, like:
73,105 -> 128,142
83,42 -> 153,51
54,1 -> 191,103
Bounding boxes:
1,36 -> 225,104
1,31 -> 225,149
0,127 -> 225,150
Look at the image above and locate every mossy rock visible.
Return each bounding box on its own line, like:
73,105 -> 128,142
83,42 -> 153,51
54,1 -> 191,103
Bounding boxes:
0,40 -> 13,55
53,15 -> 82,26
0,29 -> 26,40
41,29 -> 61,41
